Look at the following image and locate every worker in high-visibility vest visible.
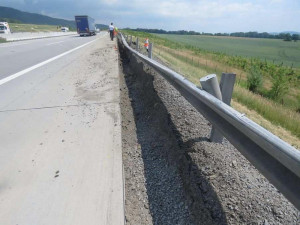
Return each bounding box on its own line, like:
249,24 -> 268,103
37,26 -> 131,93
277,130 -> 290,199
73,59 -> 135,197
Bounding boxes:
114,27 -> 119,37
144,38 -> 149,52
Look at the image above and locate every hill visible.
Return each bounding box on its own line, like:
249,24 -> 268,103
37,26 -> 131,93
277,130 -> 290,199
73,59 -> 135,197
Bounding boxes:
0,6 -> 76,28
96,24 -> 108,30
0,6 -> 108,30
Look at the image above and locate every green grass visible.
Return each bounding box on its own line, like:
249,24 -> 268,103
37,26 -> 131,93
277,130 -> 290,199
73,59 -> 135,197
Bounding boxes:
156,42 -> 300,139
9,23 -> 65,32
125,30 -> 299,111
0,37 -> 6,43
154,45 -> 300,110
122,30 -> 300,140
159,48 -> 300,138
233,86 -> 300,138
156,34 -> 300,68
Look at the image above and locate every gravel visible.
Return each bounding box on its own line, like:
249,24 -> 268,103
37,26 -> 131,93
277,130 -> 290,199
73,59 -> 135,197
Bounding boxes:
119,39 -> 300,225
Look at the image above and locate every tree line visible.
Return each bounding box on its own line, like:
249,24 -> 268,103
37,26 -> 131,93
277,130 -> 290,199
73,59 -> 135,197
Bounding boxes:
129,28 -> 300,41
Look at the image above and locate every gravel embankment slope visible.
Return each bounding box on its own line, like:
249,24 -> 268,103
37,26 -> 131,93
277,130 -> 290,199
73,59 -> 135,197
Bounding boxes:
119,39 -> 299,225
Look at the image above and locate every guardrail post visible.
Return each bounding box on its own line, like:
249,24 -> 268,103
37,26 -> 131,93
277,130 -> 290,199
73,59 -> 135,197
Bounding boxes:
136,37 -> 139,51
200,74 -> 223,143
148,43 -> 153,59
129,35 -> 132,45
220,73 -> 236,106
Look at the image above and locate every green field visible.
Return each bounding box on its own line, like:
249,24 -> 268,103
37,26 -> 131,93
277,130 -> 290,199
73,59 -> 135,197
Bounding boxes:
9,23 -> 66,32
156,34 -> 300,68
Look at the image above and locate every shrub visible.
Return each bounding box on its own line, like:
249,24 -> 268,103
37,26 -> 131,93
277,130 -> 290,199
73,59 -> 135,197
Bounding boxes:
269,67 -> 290,100
246,65 -> 263,93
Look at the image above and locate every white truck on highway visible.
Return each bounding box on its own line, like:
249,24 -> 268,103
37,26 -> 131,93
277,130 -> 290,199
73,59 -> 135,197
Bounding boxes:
0,22 -> 11,34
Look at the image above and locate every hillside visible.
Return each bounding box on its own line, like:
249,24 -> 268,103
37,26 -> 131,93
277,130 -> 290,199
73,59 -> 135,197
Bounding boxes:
0,6 -> 75,28
96,24 -> 108,30
0,6 -> 108,29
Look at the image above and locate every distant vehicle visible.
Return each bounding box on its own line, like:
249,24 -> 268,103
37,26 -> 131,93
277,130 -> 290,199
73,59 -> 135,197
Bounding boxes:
75,16 -> 96,36
61,27 -> 69,32
0,22 -> 11,34
96,28 -> 100,33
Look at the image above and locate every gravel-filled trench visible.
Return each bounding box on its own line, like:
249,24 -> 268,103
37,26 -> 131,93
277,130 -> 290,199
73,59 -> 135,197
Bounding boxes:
118,39 -> 299,225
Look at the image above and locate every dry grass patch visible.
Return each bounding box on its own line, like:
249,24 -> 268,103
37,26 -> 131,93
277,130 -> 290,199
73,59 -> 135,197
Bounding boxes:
233,86 -> 300,139
232,100 -> 300,149
10,23 -> 61,32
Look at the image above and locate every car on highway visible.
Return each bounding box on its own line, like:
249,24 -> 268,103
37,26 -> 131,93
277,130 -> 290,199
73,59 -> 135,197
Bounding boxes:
61,27 -> 69,32
0,22 -> 11,34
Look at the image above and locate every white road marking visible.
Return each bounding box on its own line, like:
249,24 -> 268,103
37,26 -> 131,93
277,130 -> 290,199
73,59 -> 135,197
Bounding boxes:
0,38 -> 98,86
46,40 -> 65,46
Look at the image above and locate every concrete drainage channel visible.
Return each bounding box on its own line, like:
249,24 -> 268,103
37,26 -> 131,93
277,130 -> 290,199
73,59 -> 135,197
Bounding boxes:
118,39 -> 299,224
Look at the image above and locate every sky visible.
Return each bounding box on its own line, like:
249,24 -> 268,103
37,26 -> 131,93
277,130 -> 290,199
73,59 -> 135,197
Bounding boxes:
1,0 -> 299,33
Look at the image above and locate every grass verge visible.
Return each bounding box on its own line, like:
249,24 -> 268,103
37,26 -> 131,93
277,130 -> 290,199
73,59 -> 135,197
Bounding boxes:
154,45 -> 300,139
122,30 -> 300,147
233,86 -> 300,142
0,37 -> 6,43
9,23 -> 65,32
232,101 -> 300,149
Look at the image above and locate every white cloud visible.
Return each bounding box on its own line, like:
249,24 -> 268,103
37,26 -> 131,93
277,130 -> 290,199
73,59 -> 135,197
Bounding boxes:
1,0 -> 299,32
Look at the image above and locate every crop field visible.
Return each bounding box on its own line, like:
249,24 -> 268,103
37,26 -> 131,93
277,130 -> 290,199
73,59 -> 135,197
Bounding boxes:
9,23 -> 62,32
156,34 -> 300,68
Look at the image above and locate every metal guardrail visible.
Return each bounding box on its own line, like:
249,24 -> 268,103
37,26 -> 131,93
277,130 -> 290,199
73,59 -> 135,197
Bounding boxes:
119,33 -> 300,210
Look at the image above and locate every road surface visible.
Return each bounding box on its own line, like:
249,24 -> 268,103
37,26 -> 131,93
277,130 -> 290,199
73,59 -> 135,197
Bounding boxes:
0,34 -> 102,79
0,33 -> 124,224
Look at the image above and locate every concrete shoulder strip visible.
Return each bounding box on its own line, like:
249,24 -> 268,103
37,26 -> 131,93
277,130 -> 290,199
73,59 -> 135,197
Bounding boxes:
0,38 -> 98,86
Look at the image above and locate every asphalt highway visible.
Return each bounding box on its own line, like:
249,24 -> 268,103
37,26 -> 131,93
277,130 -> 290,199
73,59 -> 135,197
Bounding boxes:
0,33 -> 124,225
0,34 -> 101,79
